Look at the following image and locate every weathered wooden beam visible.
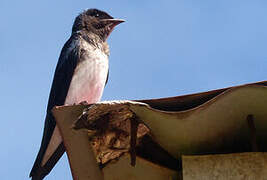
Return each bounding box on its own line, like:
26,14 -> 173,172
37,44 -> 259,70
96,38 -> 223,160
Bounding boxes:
53,105 -> 104,180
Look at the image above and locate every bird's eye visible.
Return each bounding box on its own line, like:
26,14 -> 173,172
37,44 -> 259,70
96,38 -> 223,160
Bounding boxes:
95,13 -> 99,17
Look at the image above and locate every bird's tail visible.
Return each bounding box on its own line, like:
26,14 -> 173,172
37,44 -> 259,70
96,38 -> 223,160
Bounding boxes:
30,113 -> 65,179
30,143 -> 65,179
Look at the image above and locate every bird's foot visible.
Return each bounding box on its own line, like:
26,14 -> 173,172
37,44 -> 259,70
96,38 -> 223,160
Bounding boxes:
79,101 -> 89,105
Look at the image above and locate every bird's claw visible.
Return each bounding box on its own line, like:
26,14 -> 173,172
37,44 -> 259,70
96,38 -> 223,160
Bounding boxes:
79,101 -> 89,105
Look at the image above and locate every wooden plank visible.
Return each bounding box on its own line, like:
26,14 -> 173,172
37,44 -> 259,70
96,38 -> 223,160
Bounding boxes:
53,105 -> 104,180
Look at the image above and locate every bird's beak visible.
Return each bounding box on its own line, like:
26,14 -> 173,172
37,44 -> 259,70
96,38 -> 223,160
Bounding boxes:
99,19 -> 125,40
100,19 -> 125,28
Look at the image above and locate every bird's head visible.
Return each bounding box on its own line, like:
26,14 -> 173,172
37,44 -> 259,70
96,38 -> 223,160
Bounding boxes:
72,9 -> 125,41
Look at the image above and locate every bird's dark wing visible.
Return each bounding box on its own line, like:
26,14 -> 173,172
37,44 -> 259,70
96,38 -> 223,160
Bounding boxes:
30,34 -> 80,179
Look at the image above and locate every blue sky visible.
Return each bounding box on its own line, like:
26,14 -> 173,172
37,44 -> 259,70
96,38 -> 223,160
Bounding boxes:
1,0 -> 267,179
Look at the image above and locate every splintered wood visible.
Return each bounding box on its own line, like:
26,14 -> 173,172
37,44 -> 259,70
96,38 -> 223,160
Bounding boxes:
73,101 -> 150,166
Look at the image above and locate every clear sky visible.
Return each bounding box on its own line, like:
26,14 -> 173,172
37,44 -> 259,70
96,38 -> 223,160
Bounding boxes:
1,0 -> 267,179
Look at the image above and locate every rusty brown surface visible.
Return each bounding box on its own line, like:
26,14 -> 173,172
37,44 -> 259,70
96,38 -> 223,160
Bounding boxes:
138,80 -> 267,111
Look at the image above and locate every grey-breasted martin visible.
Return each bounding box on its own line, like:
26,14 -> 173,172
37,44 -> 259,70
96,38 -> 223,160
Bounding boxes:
30,9 -> 124,179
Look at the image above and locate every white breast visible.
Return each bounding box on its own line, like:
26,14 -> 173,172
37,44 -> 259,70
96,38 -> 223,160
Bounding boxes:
65,41 -> 109,105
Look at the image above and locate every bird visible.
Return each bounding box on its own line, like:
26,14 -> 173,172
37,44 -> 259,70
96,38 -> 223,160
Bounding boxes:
30,9 -> 124,179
